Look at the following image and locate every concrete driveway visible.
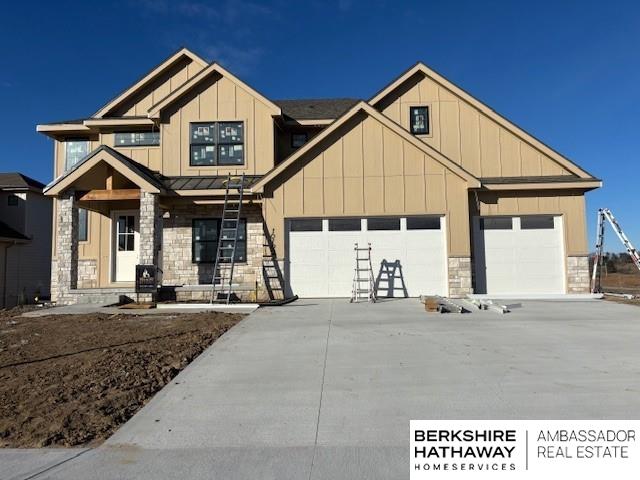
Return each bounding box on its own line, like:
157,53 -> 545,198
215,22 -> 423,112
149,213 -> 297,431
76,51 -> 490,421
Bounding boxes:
7,298 -> 640,479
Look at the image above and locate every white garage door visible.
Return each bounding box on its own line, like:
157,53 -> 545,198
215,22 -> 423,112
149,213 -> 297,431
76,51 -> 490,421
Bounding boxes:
287,216 -> 448,298
473,216 -> 565,294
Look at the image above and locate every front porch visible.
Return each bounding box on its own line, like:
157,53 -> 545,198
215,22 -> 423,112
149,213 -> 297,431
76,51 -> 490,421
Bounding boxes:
47,146 -> 282,305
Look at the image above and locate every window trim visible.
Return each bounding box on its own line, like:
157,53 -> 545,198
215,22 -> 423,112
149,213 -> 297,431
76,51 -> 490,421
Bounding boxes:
189,121 -> 245,167
114,131 -> 160,147
192,217 -> 247,264
291,132 -> 308,149
409,105 -> 431,136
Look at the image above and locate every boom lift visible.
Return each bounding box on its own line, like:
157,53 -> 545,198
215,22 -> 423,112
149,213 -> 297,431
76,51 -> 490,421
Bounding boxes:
591,208 -> 640,293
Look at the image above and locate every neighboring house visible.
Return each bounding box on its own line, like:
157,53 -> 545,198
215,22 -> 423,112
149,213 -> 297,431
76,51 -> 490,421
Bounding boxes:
37,48 -> 600,305
0,173 -> 52,307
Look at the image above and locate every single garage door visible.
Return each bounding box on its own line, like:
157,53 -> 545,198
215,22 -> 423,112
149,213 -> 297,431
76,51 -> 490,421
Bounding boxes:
287,216 -> 447,298
473,215 -> 565,294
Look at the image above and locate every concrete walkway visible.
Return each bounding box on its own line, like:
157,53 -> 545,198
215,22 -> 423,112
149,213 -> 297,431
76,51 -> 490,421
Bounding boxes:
4,298 -> 640,479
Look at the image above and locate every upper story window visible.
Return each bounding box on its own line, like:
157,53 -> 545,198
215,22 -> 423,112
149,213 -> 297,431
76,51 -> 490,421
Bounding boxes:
409,106 -> 429,135
65,139 -> 90,170
114,131 -> 160,147
7,194 -> 19,206
190,122 -> 244,166
291,133 -> 308,149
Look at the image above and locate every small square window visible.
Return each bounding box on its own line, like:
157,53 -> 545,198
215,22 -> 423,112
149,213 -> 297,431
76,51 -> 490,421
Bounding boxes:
407,216 -> 441,230
367,217 -> 400,231
290,219 -> 323,231
328,219 -> 361,231
291,133 -> 308,148
521,216 -> 555,230
7,194 -> 19,206
480,217 -> 513,230
410,106 -> 429,135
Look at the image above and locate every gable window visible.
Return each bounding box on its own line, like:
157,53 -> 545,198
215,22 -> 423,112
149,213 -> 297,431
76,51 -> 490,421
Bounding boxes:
78,208 -> 88,242
114,131 -> 160,147
65,139 -> 90,170
190,122 -> 244,166
7,194 -> 19,206
192,218 -> 246,263
409,106 -> 429,135
291,133 -> 308,148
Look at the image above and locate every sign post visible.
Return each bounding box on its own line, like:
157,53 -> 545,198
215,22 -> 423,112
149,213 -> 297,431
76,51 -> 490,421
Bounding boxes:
135,264 -> 157,303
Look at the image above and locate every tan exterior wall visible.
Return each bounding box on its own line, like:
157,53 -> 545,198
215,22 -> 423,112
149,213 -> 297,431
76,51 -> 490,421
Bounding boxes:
108,57 -> 205,117
475,190 -> 589,255
378,73 -> 574,178
158,73 -> 276,177
262,112 -> 471,258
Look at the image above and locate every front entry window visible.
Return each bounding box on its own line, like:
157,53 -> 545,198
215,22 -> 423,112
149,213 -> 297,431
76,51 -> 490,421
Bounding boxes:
117,215 -> 135,251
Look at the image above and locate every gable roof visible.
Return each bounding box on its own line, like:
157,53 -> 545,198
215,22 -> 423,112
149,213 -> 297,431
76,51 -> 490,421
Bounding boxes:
94,47 -> 208,118
45,145 -> 164,195
252,101 -> 480,192
369,62 -> 596,179
275,98 -> 360,121
0,173 -> 45,191
147,62 -> 281,118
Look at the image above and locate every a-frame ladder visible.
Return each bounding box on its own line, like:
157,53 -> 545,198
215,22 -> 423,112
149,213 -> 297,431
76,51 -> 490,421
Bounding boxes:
210,174 -> 245,304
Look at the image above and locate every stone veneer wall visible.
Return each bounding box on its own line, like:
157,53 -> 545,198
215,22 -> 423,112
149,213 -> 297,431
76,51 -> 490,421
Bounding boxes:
448,256 -> 472,298
77,259 -> 98,289
54,192 -> 78,305
567,255 -> 590,293
161,203 -> 267,301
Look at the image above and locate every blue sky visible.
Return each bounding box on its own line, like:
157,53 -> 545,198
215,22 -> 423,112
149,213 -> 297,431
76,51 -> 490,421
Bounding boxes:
0,0 -> 638,250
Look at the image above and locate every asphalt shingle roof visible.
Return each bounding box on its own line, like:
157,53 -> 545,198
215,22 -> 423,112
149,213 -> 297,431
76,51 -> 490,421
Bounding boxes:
0,173 -> 46,191
274,98 -> 360,120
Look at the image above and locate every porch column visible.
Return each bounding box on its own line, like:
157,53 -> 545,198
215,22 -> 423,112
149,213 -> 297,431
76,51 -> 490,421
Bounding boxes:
139,191 -> 161,300
56,190 -> 79,304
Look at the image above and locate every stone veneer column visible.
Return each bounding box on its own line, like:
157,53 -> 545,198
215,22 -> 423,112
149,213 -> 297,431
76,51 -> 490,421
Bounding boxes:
56,191 -> 79,305
448,256 -> 473,298
138,191 -> 160,302
567,255 -> 591,293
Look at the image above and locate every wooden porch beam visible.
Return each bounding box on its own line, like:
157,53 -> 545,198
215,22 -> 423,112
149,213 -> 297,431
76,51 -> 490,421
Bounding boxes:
105,166 -> 114,190
78,188 -> 141,201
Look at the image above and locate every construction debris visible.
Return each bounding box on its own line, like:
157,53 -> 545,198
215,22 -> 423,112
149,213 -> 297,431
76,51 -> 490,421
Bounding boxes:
468,298 -> 511,314
419,295 -> 469,314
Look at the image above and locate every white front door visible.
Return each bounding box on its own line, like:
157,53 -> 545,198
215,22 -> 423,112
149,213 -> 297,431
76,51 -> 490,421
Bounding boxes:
112,211 -> 139,282
287,216 -> 448,298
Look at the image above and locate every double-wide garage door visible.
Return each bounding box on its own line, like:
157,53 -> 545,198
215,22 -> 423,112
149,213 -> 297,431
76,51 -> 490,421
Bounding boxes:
473,215 -> 566,294
287,216 -> 447,298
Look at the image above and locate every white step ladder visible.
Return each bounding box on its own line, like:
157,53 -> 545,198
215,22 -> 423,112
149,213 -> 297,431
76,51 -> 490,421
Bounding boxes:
350,243 -> 376,303
591,207 -> 640,293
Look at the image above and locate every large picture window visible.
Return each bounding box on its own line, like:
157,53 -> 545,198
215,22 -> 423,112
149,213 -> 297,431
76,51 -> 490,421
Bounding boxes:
114,131 -> 160,147
65,139 -> 90,170
192,218 -> 246,263
190,122 -> 244,166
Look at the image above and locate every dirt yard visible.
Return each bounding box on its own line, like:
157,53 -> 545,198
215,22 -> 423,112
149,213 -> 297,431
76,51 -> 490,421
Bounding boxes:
0,309 -> 242,448
600,271 -> 640,294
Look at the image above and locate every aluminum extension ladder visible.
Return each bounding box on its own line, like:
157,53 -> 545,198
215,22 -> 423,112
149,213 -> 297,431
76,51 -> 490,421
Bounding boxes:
350,243 -> 376,303
591,207 -> 640,293
210,174 -> 245,304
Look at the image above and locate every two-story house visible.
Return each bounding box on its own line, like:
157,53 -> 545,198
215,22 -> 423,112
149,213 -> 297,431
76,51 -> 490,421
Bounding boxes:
0,173 -> 52,307
37,48 -> 600,305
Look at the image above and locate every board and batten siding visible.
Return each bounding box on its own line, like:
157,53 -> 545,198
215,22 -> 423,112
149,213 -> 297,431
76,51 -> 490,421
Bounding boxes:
475,191 -> 588,256
159,73 -> 275,177
263,112 -> 471,259
378,73 -> 574,178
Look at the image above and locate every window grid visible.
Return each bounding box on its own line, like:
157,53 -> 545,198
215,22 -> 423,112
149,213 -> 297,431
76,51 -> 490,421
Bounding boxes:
190,122 -> 244,166
192,218 -> 247,263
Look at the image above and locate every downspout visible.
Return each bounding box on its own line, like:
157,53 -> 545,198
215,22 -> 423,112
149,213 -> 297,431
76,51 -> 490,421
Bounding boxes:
2,241 -> 16,307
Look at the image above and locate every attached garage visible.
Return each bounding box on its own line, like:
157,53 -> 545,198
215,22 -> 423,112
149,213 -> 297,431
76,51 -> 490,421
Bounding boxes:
287,216 -> 447,298
472,215 -> 566,294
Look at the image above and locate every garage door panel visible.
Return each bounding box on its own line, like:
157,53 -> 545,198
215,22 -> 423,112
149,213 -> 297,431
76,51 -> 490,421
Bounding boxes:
288,217 -> 447,297
473,216 -> 565,295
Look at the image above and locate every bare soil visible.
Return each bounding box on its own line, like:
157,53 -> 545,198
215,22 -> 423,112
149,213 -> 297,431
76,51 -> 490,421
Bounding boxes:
600,271 -> 640,294
0,309 -> 242,448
